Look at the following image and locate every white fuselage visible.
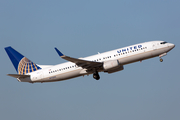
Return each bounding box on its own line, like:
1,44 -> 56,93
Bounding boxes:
20,41 -> 175,83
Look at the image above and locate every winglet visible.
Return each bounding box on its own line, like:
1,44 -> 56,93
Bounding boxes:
55,47 -> 64,57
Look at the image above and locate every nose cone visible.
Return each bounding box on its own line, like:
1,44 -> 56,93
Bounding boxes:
168,43 -> 175,50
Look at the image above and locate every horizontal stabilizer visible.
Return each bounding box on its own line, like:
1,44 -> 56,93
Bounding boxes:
7,74 -> 30,78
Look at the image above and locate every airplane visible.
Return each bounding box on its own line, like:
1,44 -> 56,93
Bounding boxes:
5,41 -> 175,83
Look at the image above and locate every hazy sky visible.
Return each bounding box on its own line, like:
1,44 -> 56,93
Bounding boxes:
1,0 -> 180,120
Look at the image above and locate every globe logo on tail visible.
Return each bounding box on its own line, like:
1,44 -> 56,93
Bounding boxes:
18,57 -> 41,75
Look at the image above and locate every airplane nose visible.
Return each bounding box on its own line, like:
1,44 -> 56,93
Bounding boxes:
169,43 -> 175,49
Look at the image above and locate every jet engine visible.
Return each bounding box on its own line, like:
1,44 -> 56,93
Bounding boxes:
103,60 -> 124,73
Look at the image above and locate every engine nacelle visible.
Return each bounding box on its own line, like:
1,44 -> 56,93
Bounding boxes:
103,60 -> 119,70
103,60 -> 124,73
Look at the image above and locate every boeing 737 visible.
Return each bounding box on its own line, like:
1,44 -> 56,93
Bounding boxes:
5,41 -> 175,83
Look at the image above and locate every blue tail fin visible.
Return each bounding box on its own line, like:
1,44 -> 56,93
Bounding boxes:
5,46 -> 41,75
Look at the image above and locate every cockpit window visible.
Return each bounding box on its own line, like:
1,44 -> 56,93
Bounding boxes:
160,41 -> 167,44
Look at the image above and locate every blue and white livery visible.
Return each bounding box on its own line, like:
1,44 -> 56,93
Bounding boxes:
5,41 -> 175,83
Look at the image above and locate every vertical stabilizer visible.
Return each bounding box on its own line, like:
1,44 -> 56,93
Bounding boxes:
5,46 -> 41,75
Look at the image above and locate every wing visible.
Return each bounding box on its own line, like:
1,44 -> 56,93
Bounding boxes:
55,48 -> 103,70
